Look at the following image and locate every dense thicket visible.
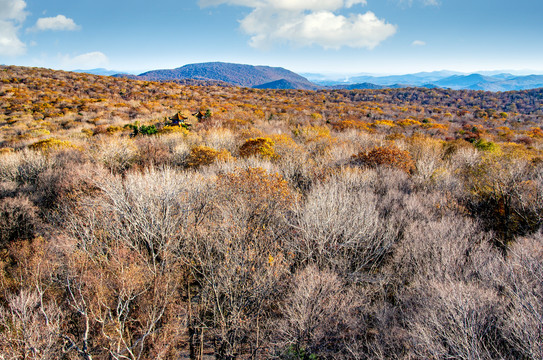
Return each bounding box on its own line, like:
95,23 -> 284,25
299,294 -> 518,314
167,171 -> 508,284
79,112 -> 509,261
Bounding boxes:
0,66 -> 542,359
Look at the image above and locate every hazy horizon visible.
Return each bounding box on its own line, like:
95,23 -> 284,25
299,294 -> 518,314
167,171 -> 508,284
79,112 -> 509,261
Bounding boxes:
45,64 -> 543,78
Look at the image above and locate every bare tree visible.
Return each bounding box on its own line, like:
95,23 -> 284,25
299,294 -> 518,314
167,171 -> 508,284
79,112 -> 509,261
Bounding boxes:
0,289 -> 62,360
407,280 -> 504,360
62,167 -> 195,359
274,265 -> 356,359
498,233 -> 543,359
184,168 -> 294,359
288,171 -> 399,278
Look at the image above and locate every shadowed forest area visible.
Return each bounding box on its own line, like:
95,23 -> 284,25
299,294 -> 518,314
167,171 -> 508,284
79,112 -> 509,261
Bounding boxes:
1,65 -> 543,359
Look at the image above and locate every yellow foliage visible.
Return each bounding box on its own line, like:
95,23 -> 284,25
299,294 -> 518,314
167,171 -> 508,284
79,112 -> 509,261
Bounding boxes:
106,125 -> 123,134
239,127 -> 264,140
421,122 -> 448,130
407,134 -> 444,157
28,128 -> 50,137
239,137 -> 277,160
254,109 -> 265,118
497,126 -> 512,137
29,138 -> 77,152
159,125 -> 189,136
81,128 -> 93,137
311,113 -> 323,120
499,142 -> 542,162
269,134 -> 297,147
396,118 -> 422,127
372,120 -> 396,127
297,125 -> 331,142
187,145 -> 232,168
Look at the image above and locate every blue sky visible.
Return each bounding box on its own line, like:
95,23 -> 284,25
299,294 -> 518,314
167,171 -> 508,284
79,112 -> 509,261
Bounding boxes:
1,0 -> 542,74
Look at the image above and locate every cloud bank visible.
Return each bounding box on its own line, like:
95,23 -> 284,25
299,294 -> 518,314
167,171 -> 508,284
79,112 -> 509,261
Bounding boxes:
60,51 -> 109,69
199,0 -> 396,49
34,14 -> 80,31
0,0 -> 27,55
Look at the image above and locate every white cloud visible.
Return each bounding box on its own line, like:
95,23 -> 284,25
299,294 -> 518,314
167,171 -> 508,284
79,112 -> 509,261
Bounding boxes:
346,0 -> 367,7
0,0 -> 27,21
271,11 -> 396,49
200,0 -> 395,49
0,0 -> 27,56
34,14 -> 80,31
60,51 -> 109,69
200,0 -> 366,11
412,40 -> 426,46
0,20 -> 25,55
399,0 -> 439,6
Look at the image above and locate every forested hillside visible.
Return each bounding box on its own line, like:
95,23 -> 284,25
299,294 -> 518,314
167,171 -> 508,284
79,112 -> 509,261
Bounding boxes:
132,62 -> 319,89
0,65 -> 542,359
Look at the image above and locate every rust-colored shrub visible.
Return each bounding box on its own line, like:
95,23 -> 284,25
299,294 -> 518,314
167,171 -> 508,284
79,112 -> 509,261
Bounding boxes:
217,167 -> 295,214
333,119 -> 371,132
239,137 -> 276,159
385,133 -> 406,141
351,146 -> 415,173
238,127 -> 264,139
92,125 -> 109,135
528,127 -> 543,138
135,138 -> 171,168
0,196 -> 39,246
35,161 -> 102,210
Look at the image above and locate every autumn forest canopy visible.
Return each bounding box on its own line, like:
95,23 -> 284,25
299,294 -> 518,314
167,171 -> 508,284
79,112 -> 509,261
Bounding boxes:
0,65 -> 543,359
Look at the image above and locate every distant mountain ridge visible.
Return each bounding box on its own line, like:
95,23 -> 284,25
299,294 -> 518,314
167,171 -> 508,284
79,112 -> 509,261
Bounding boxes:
129,62 -> 319,90
318,73 -> 543,92
107,62 -> 543,92
433,74 -> 500,90
253,79 -> 309,90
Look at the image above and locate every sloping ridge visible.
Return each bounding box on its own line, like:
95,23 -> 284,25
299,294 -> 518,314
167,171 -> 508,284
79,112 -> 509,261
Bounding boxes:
137,62 -> 318,89
329,82 -> 386,90
434,74 -> 499,89
253,79 -> 319,90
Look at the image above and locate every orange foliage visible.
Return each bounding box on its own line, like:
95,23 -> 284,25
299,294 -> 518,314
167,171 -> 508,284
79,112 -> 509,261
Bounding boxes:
351,146 -> 415,173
